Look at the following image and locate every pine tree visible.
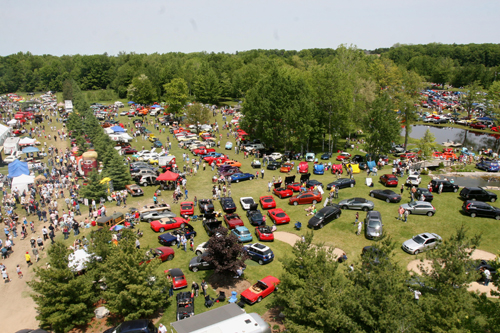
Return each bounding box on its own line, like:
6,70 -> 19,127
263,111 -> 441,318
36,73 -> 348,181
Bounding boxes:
79,171 -> 107,201
102,151 -> 133,190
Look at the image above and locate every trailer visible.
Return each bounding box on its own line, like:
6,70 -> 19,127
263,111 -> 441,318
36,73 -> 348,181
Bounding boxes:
171,303 -> 271,333
65,100 -> 73,113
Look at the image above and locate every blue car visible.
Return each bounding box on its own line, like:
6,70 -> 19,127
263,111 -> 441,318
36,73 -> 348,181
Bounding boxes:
231,173 -> 255,183
476,160 -> 499,172
202,152 -> 223,158
158,225 -> 196,246
313,164 -> 325,175
321,152 -> 332,160
225,142 -> 233,150
152,140 -> 163,148
231,226 -> 253,243
243,243 -> 274,265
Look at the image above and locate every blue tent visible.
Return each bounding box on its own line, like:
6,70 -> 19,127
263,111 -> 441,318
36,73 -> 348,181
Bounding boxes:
110,126 -> 125,132
22,146 -> 39,153
367,160 -> 376,171
128,101 -> 135,104
8,159 -> 29,178
151,105 -> 160,108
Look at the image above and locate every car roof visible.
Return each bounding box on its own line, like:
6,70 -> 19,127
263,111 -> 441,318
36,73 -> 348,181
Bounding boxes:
249,243 -> 270,251
169,268 -> 184,277
366,211 -> 381,219
318,206 -> 335,213
120,320 -> 149,331
235,226 -> 248,231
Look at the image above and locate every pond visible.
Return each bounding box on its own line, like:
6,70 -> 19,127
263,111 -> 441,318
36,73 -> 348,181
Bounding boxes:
408,125 -> 500,152
435,175 -> 500,188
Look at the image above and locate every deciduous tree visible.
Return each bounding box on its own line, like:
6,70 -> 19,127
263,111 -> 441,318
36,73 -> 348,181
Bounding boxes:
184,103 -> 211,134
127,74 -> 156,105
364,94 -> 401,155
204,226 -> 249,277
163,77 -> 189,114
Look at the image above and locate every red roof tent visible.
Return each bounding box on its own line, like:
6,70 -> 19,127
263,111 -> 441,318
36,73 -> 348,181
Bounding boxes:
157,171 -> 179,181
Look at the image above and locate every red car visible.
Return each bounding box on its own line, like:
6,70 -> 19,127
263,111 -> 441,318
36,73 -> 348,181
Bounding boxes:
180,201 -> 194,216
255,225 -> 274,241
288,191 -> 322,206
224,213 -> 244,229
286,182 -> 301,192
336,152 -> 351,161
167,268 -> 188,290
259,196 -> 276,209
193,147 -> 216,156
204,156 -> 228,164
140,247 -> 175,265
470,123 -> 486,129
267,208 -> 290,225
280,163 -> 294,173
240,276 -> 281,304
380,174 -> 398,187
298,162 -> 309,173
121,147 -> 138,154
273,187 -> 293,199
400,152 -> 417,159
150,217 -> 189,232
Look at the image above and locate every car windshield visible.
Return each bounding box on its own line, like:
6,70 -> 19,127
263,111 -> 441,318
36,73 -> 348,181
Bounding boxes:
240,229 -> 250,235
314,211 -> 324,219
413,235 -> 426,244
407,201 -> 417,207
368,220 -> 381,228
181,206 -> 191,210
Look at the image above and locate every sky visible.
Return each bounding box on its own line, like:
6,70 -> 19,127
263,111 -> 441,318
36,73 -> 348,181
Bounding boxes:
0,0 -> 499,56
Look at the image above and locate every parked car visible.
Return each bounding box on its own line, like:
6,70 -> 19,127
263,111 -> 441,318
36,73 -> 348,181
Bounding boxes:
429,179 -> 459,193
103,320 -> 158,333
305,152 -> 315,162
364,211 -> 383,239
402,233 -> 442,255
460,187 -> 497,202
150,217 -> 188,232
405,175 -> 422,186
476,160 -> 500,172
195,241 -> 210,256
260,196 -> 277,209
380,174 -> 399,187
286,182 -> 301,192
189,252 -> 215,272
305,179 -> 323,189
280,163 -> 294,173
231,173 -> 255,182
401,201 -> 436,216
415,187 -> 434,202
250,159 -> 261,168
246,208 -> 265,226
336,152 -> 351,161
240,197 -> 255,210
240,276 -> 280,304
142,210 -> 176,222
140,247 -> 175,264
338,197 -> 374,211
313,164 -> 325,175
223,213 -> 244,229
289,191 -> 322,206
369,189 -> 402,203
168,268 -> 188,290
273,185 -> 293,199
308,205 -> 341,229
267,208 -> 290,225
158,225 -> 196,246
321,152 -> 332,160
462,200 -> 500,219
180,201 -> 195,216
326,178 -> 356,190
198,199 -> 214,214
121,147 -> 138,154
220,197 -> 236,213
267,160 -> 282,170
125,184 -> 143,196
231,226 -> 253,242
298,161 -> 309,173
225,142 -> 233,150
270,152 -> 283,160
176,291 -> 194,321
255,225 -> 274,241
243,243 -> 275,265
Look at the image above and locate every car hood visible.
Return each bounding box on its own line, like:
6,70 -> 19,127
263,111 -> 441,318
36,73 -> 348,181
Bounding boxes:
402,239 -> 420,251
189,256 -> 201,266
308,216 -> 321,226
366,225 -> 382,236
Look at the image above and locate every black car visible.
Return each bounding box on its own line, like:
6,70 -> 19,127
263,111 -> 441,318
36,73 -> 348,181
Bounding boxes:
176,291 -> 195,321
158,225 -> 196,246
308,205 -> 341,229
369,189 -> 402,203
429,179 -> 459,193
202,214 -> 222,236
103,320 -> 157,333
460,187 -> 497,203
473,260 -> 497,283
220,197 -> 236,213
462,200 -> 500,220
306,179 -> 323,189
246,208 -> 265,226
326,178 -> 356,190
415,187 -> 434,202
199,199 -> 214,214
364,211 -> 383,239
321,152 -> 332,160
189,252 -> 215,272
267,160 -> 282,170
352,155 -> 365,163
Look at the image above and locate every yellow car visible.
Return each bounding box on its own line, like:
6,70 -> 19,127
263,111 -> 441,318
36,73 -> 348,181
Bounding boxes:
347,163 -> 361,174
148,135 -> 157,142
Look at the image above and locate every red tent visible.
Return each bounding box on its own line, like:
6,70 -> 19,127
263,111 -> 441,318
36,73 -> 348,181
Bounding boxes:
157,171 -> 179,181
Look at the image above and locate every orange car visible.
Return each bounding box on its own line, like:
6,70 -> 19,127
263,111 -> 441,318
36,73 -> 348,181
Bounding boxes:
217,160 -> 242,168
280,163 -> 294,173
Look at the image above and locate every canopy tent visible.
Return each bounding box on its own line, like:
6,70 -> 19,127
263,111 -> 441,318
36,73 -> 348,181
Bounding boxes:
19,137 -> 36,146
157,170 -> 179,181
104,127 -> 114,134
0,124 -> 11,146
128,101 -> 135,104
8,159 -> 29,178
68,249 -> 92,272
7,119 -> 18,126
22,146 -> 39,153
11,174 -> 34,194
110,126 -> 125,132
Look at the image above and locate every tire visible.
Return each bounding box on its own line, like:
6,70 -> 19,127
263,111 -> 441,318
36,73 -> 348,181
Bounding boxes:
386,198 -> 390,203
362,207 -> 369,212
236,179 -> 239,183
427,211 -> 434,217
192,267 -> 199,272
496,215 -> 500,220
342,205 -> 348,210
258,260 -> 264,265
313,200 -> 317,204
279,194 -> 282,199
167,254 -> 174,261
293,201 -> 298,206
491,198 -> 496,203
319,223 -> 323,229
148,219 -> 152,223
257,296 -> 262,303
350,183 -> 354,188
336,213 -> 340,219
250,177 -> 254,180
370,193 -> 375,198
181,223 -> 186,228
453,188 -> 458,193
159,228 -> 165,233
414,250 -> 420,255
196,250 -> 202,256
171,241 -> 177,246
470,212 -> 476,218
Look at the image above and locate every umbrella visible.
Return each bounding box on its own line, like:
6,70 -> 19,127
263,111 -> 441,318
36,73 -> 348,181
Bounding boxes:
452,112 -> 461,116
110,225 -> 125,231
22,146 -> 39,153
157,171 -> 179,181
151,105 -> 160,108
100,177 -> 111,184
128,101 -> 135,104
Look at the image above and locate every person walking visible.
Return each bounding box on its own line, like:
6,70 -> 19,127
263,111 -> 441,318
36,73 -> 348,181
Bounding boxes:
357,221 -> 362,235
16,265 -> 23,278
261,168 -> 265,179
176,234 -> 181,249
201,280 -> 208,296
400,185 -> 404,196
483,267 -> 491,286
438,183 -> 443,194
398,206 -> 404,220
413,289 -> 422,304
355,212 -> 359,225
192,281 -> 200,297
184,189 -> 188,200
181,235 -> 187,252
189,235 -> 194,251
404,209 -> 409,223
25,252 -> 32,267
32,247 -> 39,262
135,238 -> 140,249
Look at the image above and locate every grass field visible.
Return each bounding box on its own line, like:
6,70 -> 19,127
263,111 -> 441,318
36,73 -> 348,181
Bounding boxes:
10,93 -> 500,327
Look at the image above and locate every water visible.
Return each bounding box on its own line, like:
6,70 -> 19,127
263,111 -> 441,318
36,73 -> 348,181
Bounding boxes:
436,175 -> 500,188
408,125 -> 500,151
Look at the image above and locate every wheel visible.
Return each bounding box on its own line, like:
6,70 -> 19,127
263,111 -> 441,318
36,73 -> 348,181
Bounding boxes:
414,250 -> 420,255
148,219 -> 152,223
362,207 -> 369,212
257,296 -> 262,303
427,211 -> 434,217
159,228 -> 165,233
491,198 -> 496,203
171,241 -> 177,246
496,215 -> 500,220
336,213 -> 340,219
386,198 -> 390,203
313,200 -> 317,204
196,250 -> 202,256
342,205 -> 348,210
258,260 -> 264,265
236,179 -> 239,183
350,183 -> 354,187
293,201 -> 298,206
279,194 -> 282,199
192,267 -> 199,272
181,223 -> 186,228
453,188 -> 458,193
167,254 -> 174,261
470,212 -> 476,218
370,193 -> 375,198
250,177 -> 254,180
318,223 -> 323,229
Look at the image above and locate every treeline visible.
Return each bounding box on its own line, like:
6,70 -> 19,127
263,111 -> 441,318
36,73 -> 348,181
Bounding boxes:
375,43 -> 500,88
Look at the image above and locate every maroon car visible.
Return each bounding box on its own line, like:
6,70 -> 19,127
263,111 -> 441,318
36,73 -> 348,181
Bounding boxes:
122,147 -> 138,154
380,174 -> 398,187
139,247 -> 175,265
219,168 -> 242,177
224,213 -> 244,229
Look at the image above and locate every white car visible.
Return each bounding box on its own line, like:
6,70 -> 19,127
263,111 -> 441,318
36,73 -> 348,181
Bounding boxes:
240,197 -> 255,210
119,111 -> 128,116
139,153 -> 160,162
406,175 -> 422,186
195,242 -> 210,256
305,152 -> 315,162
269,152 -> 282,160
4,152 -> 21,163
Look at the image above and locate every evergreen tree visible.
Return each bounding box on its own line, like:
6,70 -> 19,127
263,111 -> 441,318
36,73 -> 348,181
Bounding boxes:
79,171 -> 107,201
102,151 -> 133,190
193,64 -> 221,104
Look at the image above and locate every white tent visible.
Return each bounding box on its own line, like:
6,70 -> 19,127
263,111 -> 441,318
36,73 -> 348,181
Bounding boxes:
7,119 -> 18,126
0,124 -> 12,146
68,249 -> 92,272
11,174 -> 34,194
19,137 -> 36,146
104,127 -> 114,134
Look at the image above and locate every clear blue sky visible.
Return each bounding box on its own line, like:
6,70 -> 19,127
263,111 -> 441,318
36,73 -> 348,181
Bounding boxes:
1,0 -> 498,56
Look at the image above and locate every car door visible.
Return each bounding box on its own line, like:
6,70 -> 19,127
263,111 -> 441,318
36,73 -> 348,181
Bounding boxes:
301,194 -> 312,204
424,238 -> 436,251
324,210 -> 335,224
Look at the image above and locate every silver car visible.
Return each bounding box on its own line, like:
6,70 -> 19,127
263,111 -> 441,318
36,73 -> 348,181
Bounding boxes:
402,232 -> 442,255
339,197 -> 374,211
401,201 -> 436,216
364,211 -> 383,239
141,210 -> 176,222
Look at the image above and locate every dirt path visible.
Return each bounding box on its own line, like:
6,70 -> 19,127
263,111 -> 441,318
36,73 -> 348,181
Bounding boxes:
273,231 -> 345,257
